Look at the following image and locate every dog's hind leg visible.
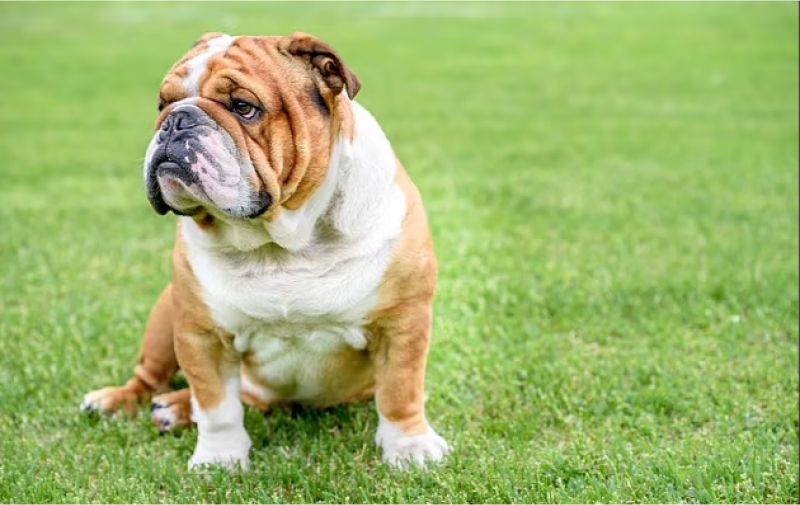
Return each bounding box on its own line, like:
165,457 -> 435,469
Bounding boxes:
151,388 -> 192,434
152,379 -> 274,435
81,284 -> 179,416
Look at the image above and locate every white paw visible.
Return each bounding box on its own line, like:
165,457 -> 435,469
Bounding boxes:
375,416 -> 449,469
80,387 -> 128,417
187,378 -> 251,472
80,390 -> 109,414
188,451 -> 251,472
188,428 -> 252,472
151,404 -> 177,434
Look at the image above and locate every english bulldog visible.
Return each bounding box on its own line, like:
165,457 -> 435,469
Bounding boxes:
80,32 -> 449,471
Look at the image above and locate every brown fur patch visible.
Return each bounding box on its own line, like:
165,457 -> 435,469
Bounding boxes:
133,284 -> 179,391
366,160 -> 438,435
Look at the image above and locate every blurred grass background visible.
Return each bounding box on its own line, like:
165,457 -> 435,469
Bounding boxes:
0,2 -> 797,503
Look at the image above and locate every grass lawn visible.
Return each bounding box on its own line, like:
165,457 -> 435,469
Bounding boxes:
0,2 -> 798,503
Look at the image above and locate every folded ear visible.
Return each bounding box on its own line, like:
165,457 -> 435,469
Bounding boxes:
280,32 -> 361,99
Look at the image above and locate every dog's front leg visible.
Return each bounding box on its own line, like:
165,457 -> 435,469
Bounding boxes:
374,305 -> 449,469
175,329 -> 251,471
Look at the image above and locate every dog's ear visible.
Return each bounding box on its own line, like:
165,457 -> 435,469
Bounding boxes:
280,32 -> 361,99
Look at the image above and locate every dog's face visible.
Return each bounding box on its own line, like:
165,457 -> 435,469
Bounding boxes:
144,32 -> 360,220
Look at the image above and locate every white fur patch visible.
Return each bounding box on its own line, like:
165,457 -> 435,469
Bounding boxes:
375,413 -> 449,469
182,35 -> 237,96
260,100 -> 406,252
240,325 -> 372,402
328,101 -> 405,240
241,373 -> 275,403
80,388 -> 122,416
171,97 -> 201,109
188,377 -> 251,471
342,328 -> 368,350
264,142 -> 343,252
183,215 -> 391,328
151,403 -> 177,432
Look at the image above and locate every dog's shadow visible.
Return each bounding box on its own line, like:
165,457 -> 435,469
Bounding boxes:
248,401 -> 377,451
169,374 -> 377,450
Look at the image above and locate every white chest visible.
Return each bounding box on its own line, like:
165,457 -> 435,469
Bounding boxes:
183,220 -> 394,328
181,220 -> 395,400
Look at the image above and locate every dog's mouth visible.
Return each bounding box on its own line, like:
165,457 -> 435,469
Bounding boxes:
146,157 -> 201,216
146,156 -> 271,220
145,161 -> 172,216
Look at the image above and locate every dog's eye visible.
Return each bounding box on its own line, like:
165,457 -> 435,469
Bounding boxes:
231,100 -> 258,120
158,102 -> 165,112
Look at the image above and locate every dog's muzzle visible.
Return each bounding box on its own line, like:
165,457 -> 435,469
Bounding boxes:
144,106 -> 270,218
145,109 -> 208,215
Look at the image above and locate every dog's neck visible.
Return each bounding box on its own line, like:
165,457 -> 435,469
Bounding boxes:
182,100 -> 406,257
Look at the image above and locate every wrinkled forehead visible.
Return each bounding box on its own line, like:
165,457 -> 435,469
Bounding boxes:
159,35 -> 286,101
178,34 -> 238,95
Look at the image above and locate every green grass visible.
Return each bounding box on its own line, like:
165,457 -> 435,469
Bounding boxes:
0,2 -> 798,503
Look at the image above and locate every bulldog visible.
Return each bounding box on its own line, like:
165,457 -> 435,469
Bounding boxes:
80,32 -> 448,471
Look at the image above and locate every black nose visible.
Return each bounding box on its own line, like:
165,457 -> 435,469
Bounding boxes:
158,110 -> 199,141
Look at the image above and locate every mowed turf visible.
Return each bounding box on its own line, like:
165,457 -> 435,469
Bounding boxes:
0,2 -> 797,503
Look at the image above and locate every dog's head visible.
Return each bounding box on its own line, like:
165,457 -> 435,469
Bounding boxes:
143,32 -> 360,221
